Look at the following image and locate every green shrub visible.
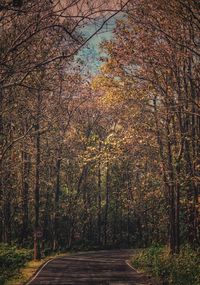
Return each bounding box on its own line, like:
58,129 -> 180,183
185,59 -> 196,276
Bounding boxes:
0,244 -> 33,285
131,245 -> 200,285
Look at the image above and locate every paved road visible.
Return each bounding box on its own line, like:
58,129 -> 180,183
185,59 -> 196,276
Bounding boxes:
28,250 -> 151,285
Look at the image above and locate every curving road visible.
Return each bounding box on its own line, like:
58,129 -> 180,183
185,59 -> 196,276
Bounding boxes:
27,250 -> 151,285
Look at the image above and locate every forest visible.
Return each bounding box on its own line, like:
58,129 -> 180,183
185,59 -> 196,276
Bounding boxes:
0,1 -> 199,285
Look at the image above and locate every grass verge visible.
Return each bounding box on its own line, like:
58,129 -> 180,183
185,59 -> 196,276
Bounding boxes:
5,252 -> 69,285
0,243 -> 69,285
4,258 -> 47,285
131,245 -> 200,285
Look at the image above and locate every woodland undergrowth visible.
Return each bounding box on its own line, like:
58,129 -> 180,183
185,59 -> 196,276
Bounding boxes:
132,245 -> 200,285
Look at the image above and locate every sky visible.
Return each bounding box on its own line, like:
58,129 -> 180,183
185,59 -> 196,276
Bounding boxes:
76,16 -> 117,74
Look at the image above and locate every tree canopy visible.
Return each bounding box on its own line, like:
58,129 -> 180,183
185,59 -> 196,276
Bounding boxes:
0,0 -> 199,268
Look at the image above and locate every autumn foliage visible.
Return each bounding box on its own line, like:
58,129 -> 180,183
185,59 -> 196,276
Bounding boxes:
0,0 -> 199,276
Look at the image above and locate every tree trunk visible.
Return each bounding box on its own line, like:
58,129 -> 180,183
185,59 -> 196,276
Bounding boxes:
21,146 -> 30,245
53,153 -> 61,251
34,93 -> 41,260
104,164 -> 110,246
97,156 -> 102,245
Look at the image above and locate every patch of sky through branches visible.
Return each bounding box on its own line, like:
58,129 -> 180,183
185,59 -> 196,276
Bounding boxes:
76,14 -> 122,75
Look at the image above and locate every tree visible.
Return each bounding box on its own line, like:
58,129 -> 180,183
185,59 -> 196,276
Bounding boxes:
91,0 -> 200,252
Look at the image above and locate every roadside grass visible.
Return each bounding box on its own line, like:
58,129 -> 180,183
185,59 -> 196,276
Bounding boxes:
0,244 -> 32,285
131,245 -> 200,285
4,259 -> 46,285
0,243 -> 69,285
5,252 -> 70,285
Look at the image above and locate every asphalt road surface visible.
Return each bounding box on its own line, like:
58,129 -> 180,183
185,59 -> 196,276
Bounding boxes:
27,250 -> 151,285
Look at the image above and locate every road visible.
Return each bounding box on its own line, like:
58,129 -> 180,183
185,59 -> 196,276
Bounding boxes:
27,249 -> 151,285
